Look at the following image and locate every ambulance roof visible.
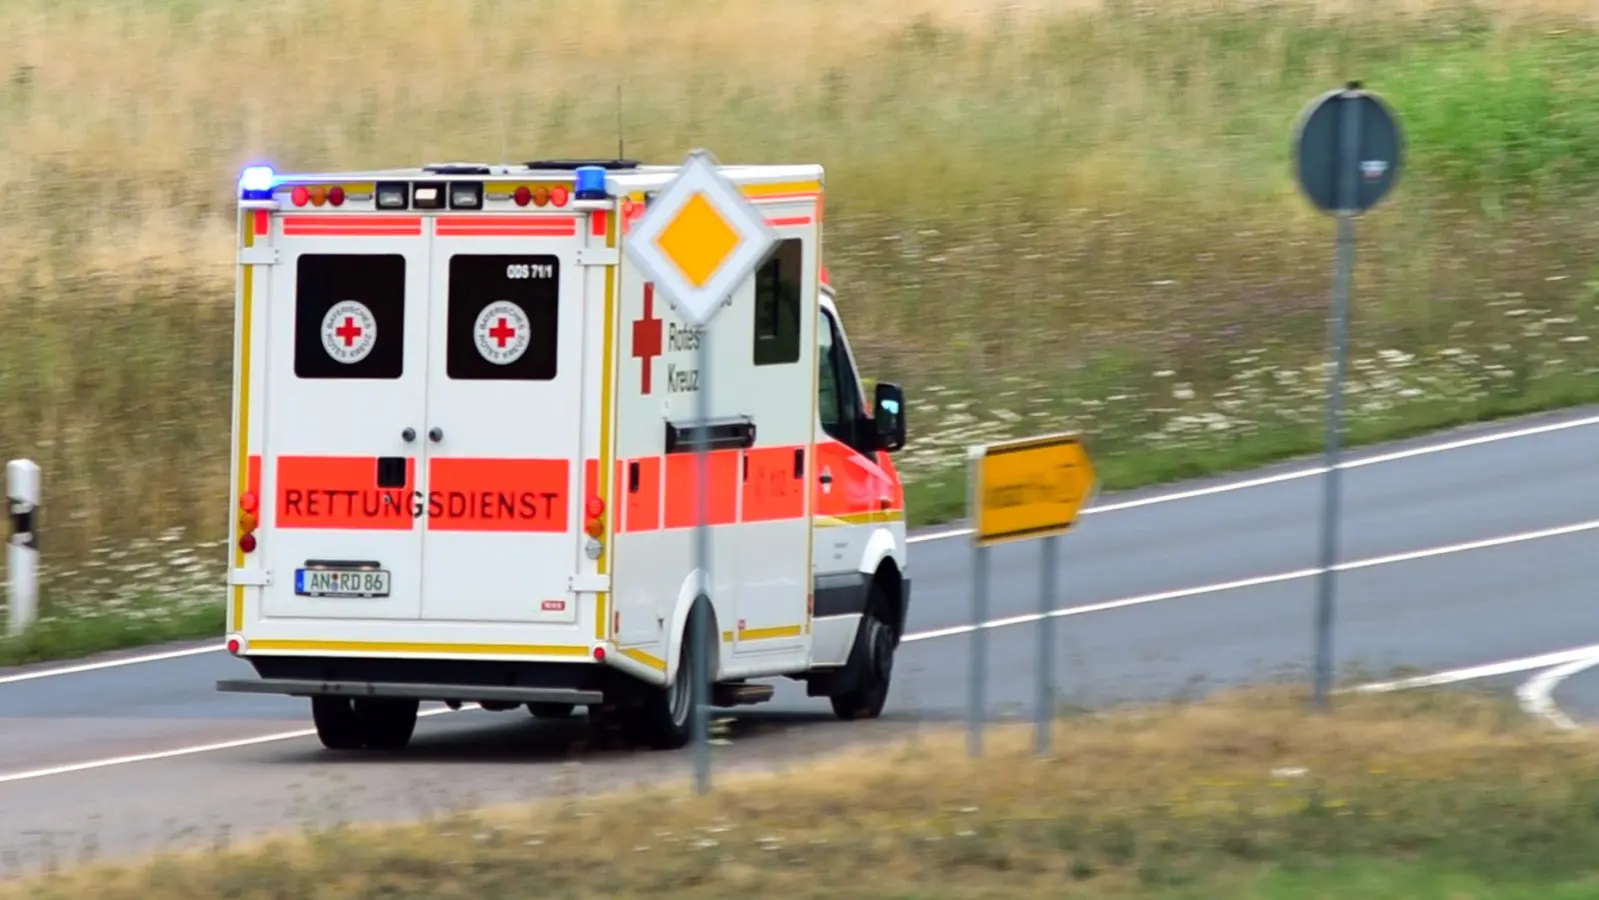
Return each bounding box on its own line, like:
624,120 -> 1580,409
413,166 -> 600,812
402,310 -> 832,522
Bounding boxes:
246,159 -> 823,190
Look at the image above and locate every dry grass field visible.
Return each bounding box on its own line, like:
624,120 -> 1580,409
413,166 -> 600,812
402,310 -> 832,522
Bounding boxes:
9,685 -> 1599,898
4,0 -> 1599,652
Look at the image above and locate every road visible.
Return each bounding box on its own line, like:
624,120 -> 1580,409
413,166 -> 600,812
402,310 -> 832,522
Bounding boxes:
4,405 -> 1599,874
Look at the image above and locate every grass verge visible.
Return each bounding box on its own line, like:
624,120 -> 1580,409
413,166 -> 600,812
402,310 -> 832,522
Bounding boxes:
9,685 -> 1599,898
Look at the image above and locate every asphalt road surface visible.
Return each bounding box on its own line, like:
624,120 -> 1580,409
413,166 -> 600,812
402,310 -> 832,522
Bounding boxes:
5,404 -> 1599,874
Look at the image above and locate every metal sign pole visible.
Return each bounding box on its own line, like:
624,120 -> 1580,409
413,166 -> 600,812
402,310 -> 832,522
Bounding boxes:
617,147 -> 778,795
691,331 -> 713,793
968,539 -> 989,758
1292,82 -> 1403,712
1036,533 -> 1058,754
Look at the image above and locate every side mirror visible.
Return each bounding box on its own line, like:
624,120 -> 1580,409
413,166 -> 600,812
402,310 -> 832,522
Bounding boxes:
872,382 -> 907,453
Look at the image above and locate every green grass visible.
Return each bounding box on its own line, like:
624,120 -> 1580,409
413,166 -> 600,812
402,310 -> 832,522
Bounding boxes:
7,0 -> 1599,662
1221,860 -> 1599,899
10,685 -> 1599,898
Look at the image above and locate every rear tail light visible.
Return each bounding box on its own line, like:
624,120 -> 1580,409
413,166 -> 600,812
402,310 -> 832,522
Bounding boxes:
238,490 -> 260,553
584,494 -> 605,538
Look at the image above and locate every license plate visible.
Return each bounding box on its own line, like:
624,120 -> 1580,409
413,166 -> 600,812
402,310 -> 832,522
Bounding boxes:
295,567 -> 391,598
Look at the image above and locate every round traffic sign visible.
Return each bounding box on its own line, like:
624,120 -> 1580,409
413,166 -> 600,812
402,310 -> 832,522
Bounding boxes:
1292,84 -> 1403,215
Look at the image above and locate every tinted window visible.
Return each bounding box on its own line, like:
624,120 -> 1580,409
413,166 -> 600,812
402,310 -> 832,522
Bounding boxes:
446,254 -> 560,381
817,309 -> 866,449
753,238 -> 802,366
294,253 -> 406,380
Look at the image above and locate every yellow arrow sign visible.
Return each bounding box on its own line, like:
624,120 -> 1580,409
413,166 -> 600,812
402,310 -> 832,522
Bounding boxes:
970,433 -> 1098,547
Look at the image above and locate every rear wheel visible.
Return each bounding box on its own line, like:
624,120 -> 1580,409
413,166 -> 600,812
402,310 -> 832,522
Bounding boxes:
527,702 -> 576,719
310,696 -> 420,751
829,583 -> 897,721
357,697 -> 420,750
628,600 -> 710,750
311,696 -> 365,750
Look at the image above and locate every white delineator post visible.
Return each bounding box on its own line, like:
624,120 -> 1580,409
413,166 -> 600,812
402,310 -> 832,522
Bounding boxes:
6,459 -> 40,638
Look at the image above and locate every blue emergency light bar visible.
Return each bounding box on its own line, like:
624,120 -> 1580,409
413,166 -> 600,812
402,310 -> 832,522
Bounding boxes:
574,166 -> 608,201
239,165 -> 276,200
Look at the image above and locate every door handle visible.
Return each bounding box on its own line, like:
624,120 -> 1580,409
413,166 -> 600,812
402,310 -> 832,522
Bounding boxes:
819,472 -> 833,485
428,427 -> 444,443
401,427 -> 416,443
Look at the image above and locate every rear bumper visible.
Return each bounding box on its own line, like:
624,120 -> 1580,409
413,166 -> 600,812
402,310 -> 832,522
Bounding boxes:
216,677 -> 603,705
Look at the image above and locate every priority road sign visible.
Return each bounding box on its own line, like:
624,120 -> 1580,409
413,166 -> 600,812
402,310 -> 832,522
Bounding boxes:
621,149 -> 779,327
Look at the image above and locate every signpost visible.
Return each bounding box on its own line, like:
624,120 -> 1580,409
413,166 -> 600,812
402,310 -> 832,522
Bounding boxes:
1291,82 -> 1403,711
966,432 -> 1098,756
621,148 -> 778,793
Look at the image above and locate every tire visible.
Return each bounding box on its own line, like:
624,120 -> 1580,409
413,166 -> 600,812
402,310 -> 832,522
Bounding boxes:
311,696 -> 367,750
356,697 -> 420,750
830,583 -> 897,721
309,695 -> 419,751
527,702 -> 576,719
629,600 -> 710,750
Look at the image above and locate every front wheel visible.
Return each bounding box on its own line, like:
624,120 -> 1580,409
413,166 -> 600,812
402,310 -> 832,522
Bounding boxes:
830,586 -> 897,721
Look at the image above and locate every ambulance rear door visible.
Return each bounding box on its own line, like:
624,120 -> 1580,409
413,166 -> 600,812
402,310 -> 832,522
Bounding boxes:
260,214 -> 431,621
418,214 -> 590,624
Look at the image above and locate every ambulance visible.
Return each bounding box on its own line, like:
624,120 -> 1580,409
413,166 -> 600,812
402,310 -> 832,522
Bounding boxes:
215,157 -> 912,752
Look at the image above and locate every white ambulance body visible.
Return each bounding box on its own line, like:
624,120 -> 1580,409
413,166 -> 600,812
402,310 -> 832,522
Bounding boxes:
216,158 -> 912,751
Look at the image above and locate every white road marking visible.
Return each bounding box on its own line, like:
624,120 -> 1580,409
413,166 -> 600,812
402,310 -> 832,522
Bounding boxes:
1350,643 -> 1599,694
902,516 -> 1599,642
907,409 -> 1599,544
0,644 -> 219,686
4,410 -> 1595,685
1516,655 -> 1599,731
0,704 -> 478,786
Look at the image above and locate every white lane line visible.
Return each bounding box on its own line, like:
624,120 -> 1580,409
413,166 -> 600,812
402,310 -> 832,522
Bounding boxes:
5,410 -> 1595,684
1517,655 -> 1599,731
1,515 -> 1596,786
908,409 -> 1599,544
0,704 -> 479,786
0,644 -> 220,686
902,516 -> 1599,642
1350,644 -> 1599,694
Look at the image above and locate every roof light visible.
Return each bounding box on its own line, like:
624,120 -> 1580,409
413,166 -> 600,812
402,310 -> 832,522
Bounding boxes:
574,166 -> 608,201
239,165 -> 275,194
376,182 -> 408,209
450,182 -> 483,209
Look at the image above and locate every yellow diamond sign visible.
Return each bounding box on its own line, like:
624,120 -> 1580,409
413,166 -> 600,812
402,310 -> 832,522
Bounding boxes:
969,433 -> 1099,547
622,148 -> 779,328
654,191 -> 741,289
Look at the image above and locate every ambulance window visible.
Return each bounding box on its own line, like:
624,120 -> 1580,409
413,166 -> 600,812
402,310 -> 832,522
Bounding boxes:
753,238 -> 802,366
294,254 -> 407,380
816,308 -> 863,447
446,254 -> 560,381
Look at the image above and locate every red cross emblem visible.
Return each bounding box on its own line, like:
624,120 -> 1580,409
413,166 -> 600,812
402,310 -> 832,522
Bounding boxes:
631,283 -> 663,394
488,317 -> 516,348
334,316 -> 363,347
